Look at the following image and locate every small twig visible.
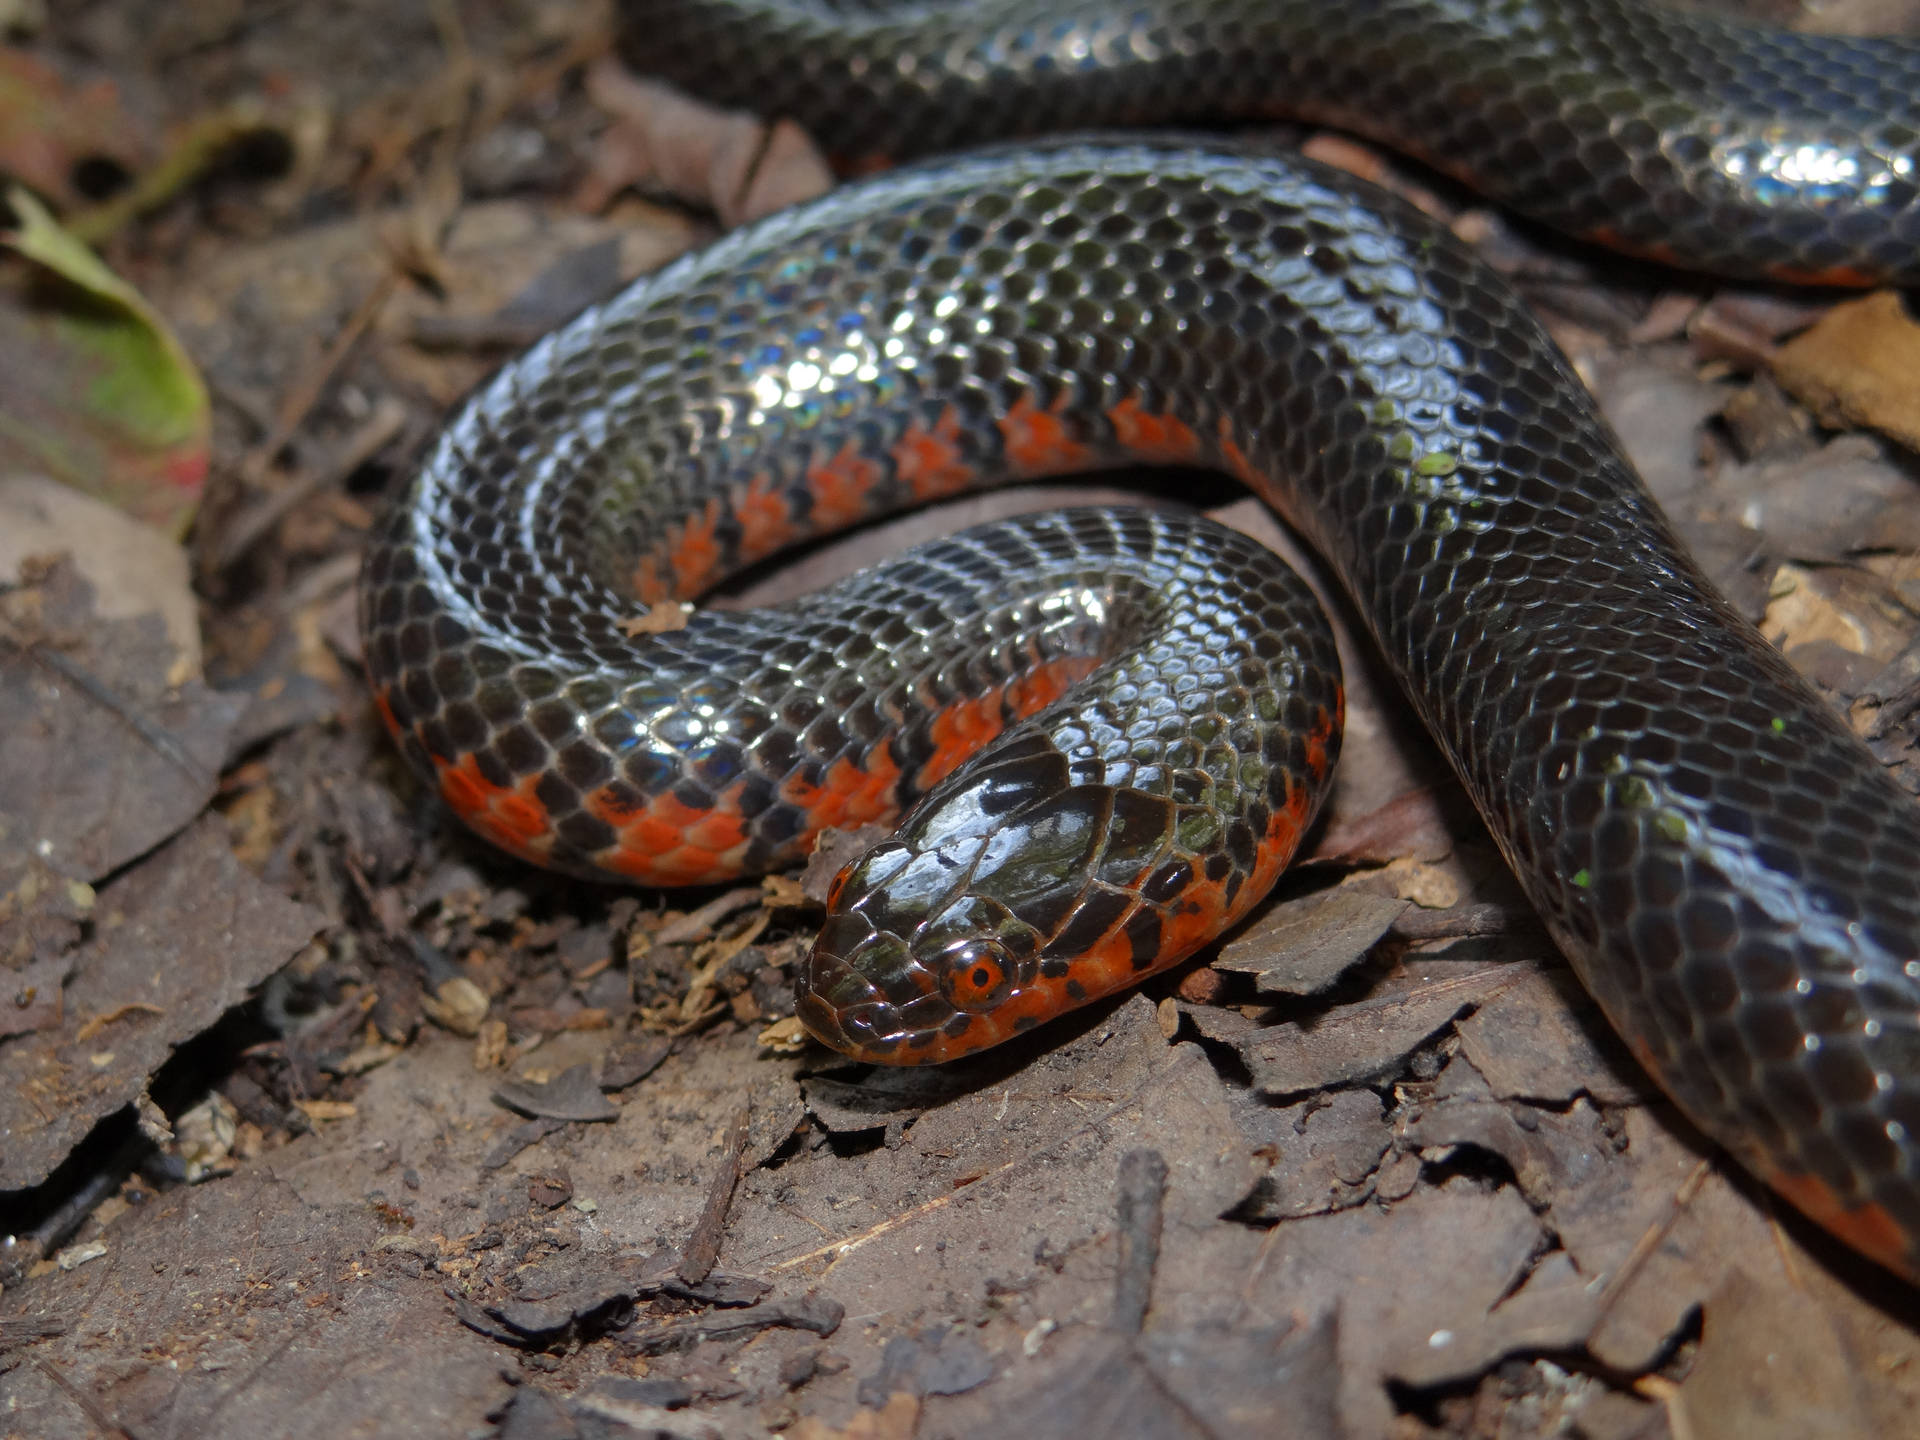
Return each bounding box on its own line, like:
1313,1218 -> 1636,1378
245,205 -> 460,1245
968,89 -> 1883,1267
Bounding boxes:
471,7 -> 615,141
1390,903 -> 1516,942
1590,1158 -> 1713,1327
212,395 -> 408,570
767,1052 -> 1208,1272
5,636 -> 211,789
770,1157 -> 1023,1273
679,1102 -> 752,1285
617,1293 -> 842,1357
661,997 -> 730,1037
194,266 -> 396,578
279,551 -> 364,615
239,270 -> 399,490
651,885 -> 766,946
1232,1218 -> 1291,1327
197,263 -> 398,577
1634,1374 -> 1694,1440
0,1317 -> 67,1354
25,1130 -> 153,1261
1110,1148 -> 1168,1334
31,1357 -> 145,1440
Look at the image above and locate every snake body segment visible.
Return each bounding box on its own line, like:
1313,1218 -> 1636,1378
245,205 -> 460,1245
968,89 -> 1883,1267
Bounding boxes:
364,4 -> 1920,1283
623,0 -> 1920,284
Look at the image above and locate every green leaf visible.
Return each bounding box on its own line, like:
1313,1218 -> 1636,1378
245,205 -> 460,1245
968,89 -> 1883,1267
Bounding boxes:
0,186 -> 209,535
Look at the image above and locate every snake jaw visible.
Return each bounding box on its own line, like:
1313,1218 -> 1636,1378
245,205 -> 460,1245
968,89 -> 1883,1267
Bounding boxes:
798,916 -> 915,1060
801,904 -> 994,1061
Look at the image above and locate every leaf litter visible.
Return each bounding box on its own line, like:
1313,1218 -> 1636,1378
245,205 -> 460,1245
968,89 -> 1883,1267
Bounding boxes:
2,2 -> 1920,1438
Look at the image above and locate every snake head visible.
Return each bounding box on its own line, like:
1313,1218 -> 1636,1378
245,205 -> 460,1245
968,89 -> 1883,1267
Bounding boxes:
796,727 -> 1191,1063
799,834 -> 1052,1063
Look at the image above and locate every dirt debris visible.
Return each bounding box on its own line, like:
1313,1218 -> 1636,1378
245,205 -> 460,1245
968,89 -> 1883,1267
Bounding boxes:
2,2 -> 1920,1438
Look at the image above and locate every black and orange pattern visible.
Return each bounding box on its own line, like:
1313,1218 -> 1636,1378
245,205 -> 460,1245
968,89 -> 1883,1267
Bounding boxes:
363,125 -> 1920,1281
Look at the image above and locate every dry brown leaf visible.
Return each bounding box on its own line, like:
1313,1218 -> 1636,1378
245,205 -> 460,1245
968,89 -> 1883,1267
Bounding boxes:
1308,786 -> 1456,867
1688,289 -> 1828,368
1004,1318 -> 1342,1440
1208,962 -> 1519,1094
1675,1268 -> 1874,1440
786,1392 -> 920,1440
1452,966 -> 1650,1106
1230,1088 -> 1392,1221
0,474 -> 202,675
0,816 -> 323,1189
1764,563 -> 1910,664
1214,883 -> 1409,996
1771,291 -> 1920,450
582,58 -> 833,227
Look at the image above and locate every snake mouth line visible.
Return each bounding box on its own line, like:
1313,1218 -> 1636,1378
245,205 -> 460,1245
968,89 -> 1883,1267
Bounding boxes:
797,932 -> 934,1062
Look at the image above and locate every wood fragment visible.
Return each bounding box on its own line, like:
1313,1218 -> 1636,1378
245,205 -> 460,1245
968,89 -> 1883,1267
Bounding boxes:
679,1102 -> 752,1284
1110,1148 -> 1167,1334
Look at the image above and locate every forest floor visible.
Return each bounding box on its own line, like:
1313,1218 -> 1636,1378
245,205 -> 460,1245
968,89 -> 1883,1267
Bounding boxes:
4,2 -> 1920,1437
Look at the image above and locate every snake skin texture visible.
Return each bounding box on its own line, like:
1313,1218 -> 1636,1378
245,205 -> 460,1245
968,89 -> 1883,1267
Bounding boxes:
621,0 -> 1920,284
360,6 -> 1920,1283
799,512 -> 1342,1062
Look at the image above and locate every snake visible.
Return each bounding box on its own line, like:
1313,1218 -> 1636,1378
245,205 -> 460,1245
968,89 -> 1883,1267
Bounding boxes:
359,0 -> 1920,1282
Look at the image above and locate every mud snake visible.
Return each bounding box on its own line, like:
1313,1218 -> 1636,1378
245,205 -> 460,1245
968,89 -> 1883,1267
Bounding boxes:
359,0 -> 1920,1280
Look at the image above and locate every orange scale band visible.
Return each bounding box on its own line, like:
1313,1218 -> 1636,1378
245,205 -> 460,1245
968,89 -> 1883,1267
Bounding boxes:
1765,1168 -> 1918,1283
1107,396 -> 1206,464
779,747 -> 906,835
668,495 -> 727,596
883,697 -> 1343,1065
804,441 -> 883,528
733,469 -> 802,561
893,406 -> 974,501
436,754 -> 555,866
916,655 -> 1099,791
998,392 -> 1094,473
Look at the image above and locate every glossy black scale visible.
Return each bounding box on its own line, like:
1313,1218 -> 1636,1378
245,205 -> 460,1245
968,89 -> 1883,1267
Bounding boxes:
368,10 -> 1920,1278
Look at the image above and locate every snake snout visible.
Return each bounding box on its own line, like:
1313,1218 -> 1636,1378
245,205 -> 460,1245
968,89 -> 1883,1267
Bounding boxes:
800,911 -> 930,1060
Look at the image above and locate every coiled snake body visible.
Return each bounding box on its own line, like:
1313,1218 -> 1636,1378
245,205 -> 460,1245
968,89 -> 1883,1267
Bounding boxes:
360,0 -> 1920,1280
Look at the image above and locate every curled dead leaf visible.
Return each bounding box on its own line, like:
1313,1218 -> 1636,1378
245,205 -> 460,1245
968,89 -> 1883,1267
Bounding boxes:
0,188 -> 210,533
1764,562 -> 1908,665
757,1015 -> 813,1054
422,975 -> 490,1036
582,59 -> 833,228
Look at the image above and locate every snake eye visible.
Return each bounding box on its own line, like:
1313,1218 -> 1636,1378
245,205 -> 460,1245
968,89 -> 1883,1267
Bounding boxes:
937,941 -> 1014,1012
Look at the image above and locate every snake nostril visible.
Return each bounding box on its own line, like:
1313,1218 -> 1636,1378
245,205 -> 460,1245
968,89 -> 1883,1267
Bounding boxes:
809,958 -> 879,1010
